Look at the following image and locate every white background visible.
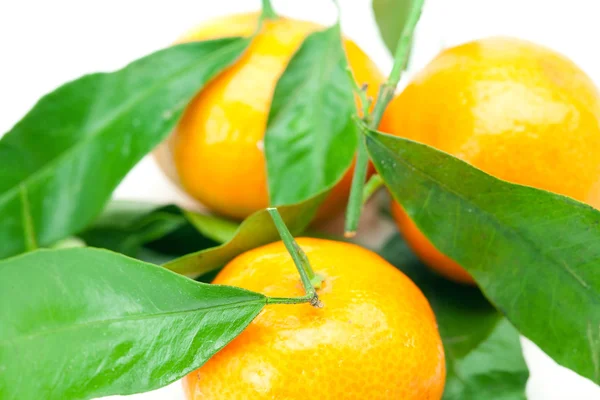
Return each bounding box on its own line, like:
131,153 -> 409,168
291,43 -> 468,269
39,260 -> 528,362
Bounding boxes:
1,0 -> 600,399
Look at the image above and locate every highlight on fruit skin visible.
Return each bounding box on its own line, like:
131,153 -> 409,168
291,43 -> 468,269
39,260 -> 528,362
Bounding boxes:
380,36 -> 600,285
154,12 -> 386,221
184,238 -> 446,400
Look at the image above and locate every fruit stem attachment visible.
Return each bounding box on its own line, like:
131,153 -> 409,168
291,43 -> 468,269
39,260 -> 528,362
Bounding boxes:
343,0 -> 425,237
266,208 -> 323,308
261,0 -> 277,20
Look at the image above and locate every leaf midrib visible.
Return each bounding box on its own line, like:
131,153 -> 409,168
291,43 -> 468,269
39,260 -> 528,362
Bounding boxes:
267,28 -> 353,201
311,33 -> 353,186
372,135 -> 600,304
0,40 -> 244,208
0,296 -> 265,347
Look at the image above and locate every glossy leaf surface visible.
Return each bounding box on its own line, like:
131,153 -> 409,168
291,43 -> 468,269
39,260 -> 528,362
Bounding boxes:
0,248 -> 265,399
367,127 -> 600,383
265,25 -> 357,206
165,194 -> 325,278
0,37 -> 249,259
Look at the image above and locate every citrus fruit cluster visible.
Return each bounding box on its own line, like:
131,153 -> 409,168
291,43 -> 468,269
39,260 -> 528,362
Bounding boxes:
157,11 -> 600,400
155,12 -> 384,221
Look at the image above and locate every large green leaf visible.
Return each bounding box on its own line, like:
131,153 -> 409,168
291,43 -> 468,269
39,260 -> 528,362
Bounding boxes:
380,234 -> 528,399
366,127 -> 600,383
265,25 -> 357,206
0,248 -> 265,399
0,37 -> 250,260
373,0 -> 415,60
165,194 -> 325,278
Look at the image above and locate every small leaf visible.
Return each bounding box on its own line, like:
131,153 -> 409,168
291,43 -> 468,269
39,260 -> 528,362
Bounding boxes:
380,234 -> 528,399
51,237 -> 86,249
265,25 -> 358,206
184,210 -> 239,244
165,194 -> 325,278
442,320 -> 528,400
366,127 -> 600,383
0,248 -> 265,399
373,0 -> 415,60
79,201 -> 222,259
0,37 -> 250,260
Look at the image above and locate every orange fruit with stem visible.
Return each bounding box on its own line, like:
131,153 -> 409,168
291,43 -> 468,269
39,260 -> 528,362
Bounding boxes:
183,237 -> 446,399
381,37 -> 600,285
155,12 -> 385,221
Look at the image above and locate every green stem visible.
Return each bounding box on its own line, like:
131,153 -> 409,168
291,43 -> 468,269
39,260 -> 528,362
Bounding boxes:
267,294 -> 319,306
345,66 -> 371,120
343,0 -> 425,236
369,0 -> 424,125
362,174 -> 384,204
387,0 -> 425,87
267,208 -> 323,307
261,0 -> 277,20
344,135 -> 369,237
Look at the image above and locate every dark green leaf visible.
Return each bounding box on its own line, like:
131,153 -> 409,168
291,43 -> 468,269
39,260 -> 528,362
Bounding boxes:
0,37 -> 250,260
366,127 -> 600,383
79,202 -> 189,257
0,248 -> 265,399
165,194 -> 325,278
79,201 -> 221,260
373,0 -> 415,60
265,25 -> 357,206
380,234 -> 528,399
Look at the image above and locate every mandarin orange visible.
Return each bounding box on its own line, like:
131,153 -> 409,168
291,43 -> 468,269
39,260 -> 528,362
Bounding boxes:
155,13 -> 385,221
381,37 -> 600,284
184,238 -> 445,399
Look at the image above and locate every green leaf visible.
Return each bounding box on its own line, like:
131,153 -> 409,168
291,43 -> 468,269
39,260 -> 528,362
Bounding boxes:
50,237 -> 87,249
373,0 -> 415,60
0,248 -> 265,399
165,194 -> 325,278
380,234 -> 528,399
79,201 -> 223,260
366,127 -> 600,383
442,320 -> 528,400
0,37 -> 250,260
79,202 -> 188,257
265,25 -> 357,206
184,210 -> 239,244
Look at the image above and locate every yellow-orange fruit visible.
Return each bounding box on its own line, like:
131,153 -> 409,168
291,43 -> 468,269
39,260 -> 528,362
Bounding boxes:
184,238 -> 446,399
155,13 -> 385,220
381,37 -> 600,284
